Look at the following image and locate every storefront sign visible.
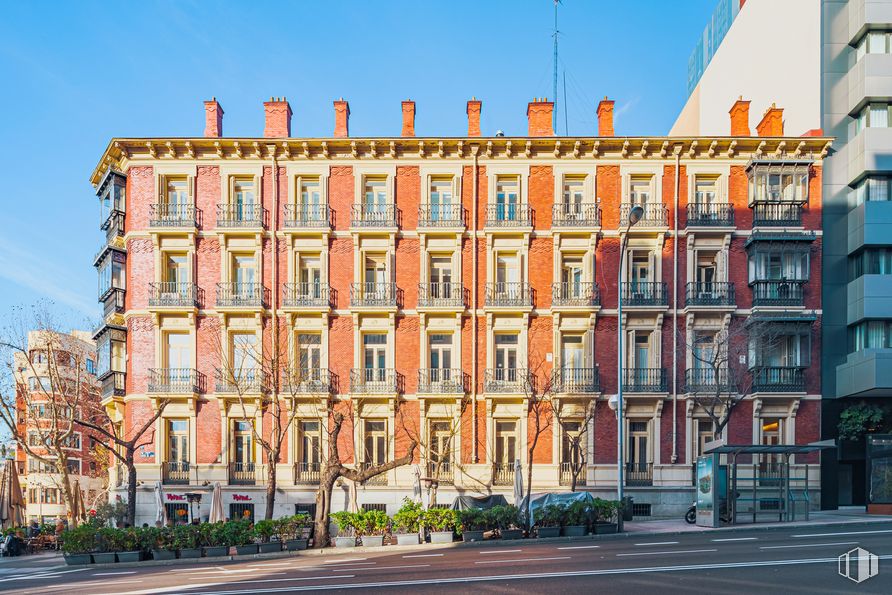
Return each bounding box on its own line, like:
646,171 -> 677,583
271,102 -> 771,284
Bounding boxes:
232,494 -> 252,502
166,493 -> 186,501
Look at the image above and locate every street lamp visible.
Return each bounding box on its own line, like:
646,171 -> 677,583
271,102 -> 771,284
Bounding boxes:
617,204 -> 644,505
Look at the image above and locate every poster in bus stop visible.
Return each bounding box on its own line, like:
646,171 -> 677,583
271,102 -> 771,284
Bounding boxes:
696,454 -> 718,527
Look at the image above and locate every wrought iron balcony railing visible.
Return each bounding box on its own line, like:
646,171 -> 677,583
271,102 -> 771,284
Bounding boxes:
148,368 -> 205,394
350,368 -> 398,394
559,461 -> 587,486
358,462 -> 388,486
283,203 -> 331,228
492,462 -> 514,486
350,282 -> 397,307
485,204 -> 532,227
351,204 -> 398,227
484,368 -> 528,393
622,282 -> 668,306
417,368 -> 465,394
625,462 -> 653,486
751,366 -> 805,392
552,367 -> 600,394
229,462 -> 256,485
216,282 -> 269,308
621,203 -> 668,227
552,281 -> 600,307
750,280 -> 805,307
149,203 -> 198,227
426,460 -> 454,484
622,368 -> 667,392
684,368 -> 734,393
283,282 -> 331,308
216,203 -> 266,228
752,203 -> 802,226
162,461 -> 190,485
552,202 -> 600,227
148,282 -> 201,308
687,202 -> 734,227
214,371 -> 267,394
294,461 -> 321,485
417,282 -> 465,308
485,282 -> 532,307
281,368 -> 333,395
685,282 -> 736,307
418,203 -> 465,227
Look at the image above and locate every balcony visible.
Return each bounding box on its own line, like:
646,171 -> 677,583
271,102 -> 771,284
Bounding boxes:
284,203 -> 330,229
552,367 -> 600,394
687,203 -> 734,227
351,204 -> 398,228
625,462 -> 653,487
101,287 -> 126,317
100,371 -> 125,401
621,203 -> 667,227
216,204 -> 266,228
162,461 -> 190,485
551,281 -> 600,308
417,368 -> 466,394
283,282 -> 331,309
417,282 -> 465,308
622,368 -> 667,392
559,462 -> 586,487
148,282 -> 201,308
294,461 -> 321,485
750,280 -> 805,307
485,282 -> 532,308
418,204 -> 465,228
350,368 -> 399,394
350,282 -> 397,308
149,203 -> 198,228
684,368 -> 734,393
484,204 -> 532,228
751,366 -> 805,392
621,282 -> 668,307
229,462 -> 256,485
281,369 -> 333,395
101,210 -> 125,242
216,282 -> 269,308
214,371 -> 267,395
358,462 -> 388,486
752,203 -> 802,227
552,203 -> 600,227
685,282 -> 736,307
426,461 -> 454,484
148,368 -> 205,394
492,462 -> 513,486
484,368 -> 528,394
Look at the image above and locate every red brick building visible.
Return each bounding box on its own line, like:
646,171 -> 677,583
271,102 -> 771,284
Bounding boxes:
90,96 -> 828,521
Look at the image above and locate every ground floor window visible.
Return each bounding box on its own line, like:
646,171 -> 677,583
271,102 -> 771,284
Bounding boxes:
230,503 -> 254,522
165,502 -> 188,522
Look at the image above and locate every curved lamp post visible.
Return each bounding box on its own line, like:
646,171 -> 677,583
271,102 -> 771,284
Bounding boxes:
616,204 -> 644,504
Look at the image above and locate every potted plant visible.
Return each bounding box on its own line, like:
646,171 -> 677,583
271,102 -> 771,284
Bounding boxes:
331,511 -> 357,548
533,504 -> 563,538
231,520 -> 258,555
61,524 -> 96,565
114,527 -> 142,562
354,509 -> 389,547
93,527 -> 119,564
392,498 -> 423,545
276,514 -> 310,551
592,498 -> 620,534
487,505 -> 523,540
202,523 -> 229,557
174,524 -> 202,559
561,500 -> 590,537
457,508 -> 487,542
423,508 -> 458,543
252,519 -> 281,554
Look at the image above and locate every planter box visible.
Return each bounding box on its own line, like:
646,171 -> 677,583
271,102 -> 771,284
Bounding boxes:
235,544 -> 259,556
152,549 -> 176,561
594,522 -> 618,535
92,552 -> 116,564
430,531 -> 454,544
335,536 -> 356,548
203,546 -> 229,557
501,529 -> 523,540
395,534 -> 420,546
461,530 -> 484,543
63,553 -> 92,566
115,551 -> 141,563
362,535 -> 385,547
285,539 -> 308,551
536,527 -> 560,538
561,526 -> 587,537
179,548 -> 202,559
258,542 -> 282,554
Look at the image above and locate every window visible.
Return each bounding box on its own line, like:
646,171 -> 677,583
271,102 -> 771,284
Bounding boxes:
165,332 -> 191,370
854,103 -> 892,133
297,420 -> 321,467
560,421 -> 584,466
166,502 -> 189,522
429,421 -> 452,468
86,359 -> 95,375
562,176 -> 586,213
494,420 -> 517,465
232,179 -> 255,215
296,333 -> 321,379
299,177 -> 323,219
759,417 -> 785,473
164,254 -> 189,284
66,459 -> 80,474
428,334 -> 453,373
748,167 -> 809,203
694,177 -> 718,205
297,255 -> 322,295
165,177 -> 188,207
855,31 -> 892,61
232,420 -> 253,465
28,376 -> 51,392
694,419 -> 716,459
852,176 -> 892,205
363,419 -> 387,465
692,331 -> 717,371
230,333 -> 258,381
167,419 -> 189,464
429,256 -> 453,289
429,177 -> 454,220
62,433 -> 81,449
494,334 -> 518,380
851,320 -> 892,352
629,176 -> 652,205
561,334 -> 585,370
28,458 -> 56,473
98,256 -> 125,299
364,177 -> 387,211
495,254 -> 520,287
748,249 -> 809,282
849,248 -> 892,280
232,255 -> 256,288
561,256 -> 584,293
364,254 -> 387,287
28,432 -> 42,447
749,327 -> 811,367
495,177 -> 520,220
632,332 -> 651,370
230,503 -> 254,522
628,420 -> 650,467
629,251 -> 654,287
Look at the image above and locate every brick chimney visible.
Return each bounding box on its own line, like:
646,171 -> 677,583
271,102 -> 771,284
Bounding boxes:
527,98 -> 554,137
204,98 -> 223,138
401,100 -> 416,137
597,97 -> 615,136
467,98 -> 482,137
756,104 -> 784,137
729,97 -> 751,136
334,98 -> 350,138
263,96 -> 292,138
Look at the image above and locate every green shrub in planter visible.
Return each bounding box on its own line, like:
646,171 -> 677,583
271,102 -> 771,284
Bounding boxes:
561,500 -> 591,536
356,509 -> 389,547
331,511 -> 357,547
62,524 -> 97,565
533,504 -> 564,538
277,514 -> 310,551
457,508 -> 487,542
392,498 -> 423,534
253,519 -> 281,553
423,508 -> 458,543
592,498 -> 621,533
486,505 -> 523,539
113,527 -> 142,562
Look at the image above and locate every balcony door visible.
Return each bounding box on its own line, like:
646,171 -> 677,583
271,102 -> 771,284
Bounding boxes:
165,254 -> 189,289
496,178 -> 519,221
430,256 -> 453,299
364,255 -> 387,299
694,419 -> 717,458
428,334 -> 453,384
429,420 -> 452,471
298,421 -> 321,469
430,178 -> 453,221
232,420 -> 253,466
363,334 -> 387,383
166,178 -> 188,209
695,178 -> 717,206
167,419 -> 189,469
297,333 -> 321,382
562,177 -> 585,217
231,333 -> 257,384
298,256 -> 322,299
561,334 -> 585,388
233,255 -> 256,295
561,421 -> 584,467
561,256 -> 584,299
759,418 -> 784,475
165,333 -> 192,383
364,179 -> 387,216
494,334 -> 518,383
627,420 -> 650,471
494,420 -> 517,466
233,179 -> 255,220
363,419 -> 387,466
692,331 -> 716,373
630,178 -> 651,206
495,254 -> 520,299
300,178 -> 322,221
696,254 -> 717,294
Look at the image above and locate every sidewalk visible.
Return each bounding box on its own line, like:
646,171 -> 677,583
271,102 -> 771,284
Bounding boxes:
624,508 -> 892,535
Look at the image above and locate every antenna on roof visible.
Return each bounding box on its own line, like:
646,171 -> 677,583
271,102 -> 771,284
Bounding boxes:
553,0 -> 560,134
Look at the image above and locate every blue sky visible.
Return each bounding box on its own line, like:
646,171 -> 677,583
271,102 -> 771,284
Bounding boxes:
0,0 -> 715,331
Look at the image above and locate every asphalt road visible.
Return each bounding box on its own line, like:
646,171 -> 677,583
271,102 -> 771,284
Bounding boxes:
4,523 -> 892,594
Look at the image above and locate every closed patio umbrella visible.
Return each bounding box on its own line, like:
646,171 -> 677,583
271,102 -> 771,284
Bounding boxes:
0,461 -> 25,530
412,465 -> 422,503
513,459 -> 525,518
154,481 -> 167,526
208,482 -> 224,523
70,479 -> 86,525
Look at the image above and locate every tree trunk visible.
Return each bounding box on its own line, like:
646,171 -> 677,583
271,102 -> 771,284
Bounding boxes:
265,453 -> 277,520
313,468 -> 338,548
126,452 -> 137,526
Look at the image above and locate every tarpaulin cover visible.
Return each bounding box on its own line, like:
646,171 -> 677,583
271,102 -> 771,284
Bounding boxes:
527,491 -> 595,525
449,494 -> 509,511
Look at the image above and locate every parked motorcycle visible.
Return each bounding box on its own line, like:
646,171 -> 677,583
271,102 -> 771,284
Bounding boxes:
685,502 -> 696,524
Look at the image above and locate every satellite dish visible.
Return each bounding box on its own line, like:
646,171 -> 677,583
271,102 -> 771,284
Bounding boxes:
495,130 -> 505,137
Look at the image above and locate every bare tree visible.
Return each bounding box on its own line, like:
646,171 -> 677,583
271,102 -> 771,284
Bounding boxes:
552,398 -> 597,492
522,365 -> 554,506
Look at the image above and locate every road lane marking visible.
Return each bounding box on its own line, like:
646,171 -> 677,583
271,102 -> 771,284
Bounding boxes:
84,580 -> 144,586
634,541 -> 679,546
320,561 -> 377,567
186,568 -> 263,575
402,553 -> 444,558
711,537 -> 758,542
320,558 -> 368,564
759,541 -> 858,550
92,571 -> 139,576
557,545 -> 600,550
617,548 -> 717,557
475,556 -> 570,565
187,572 -> 287,579
331,564 -> 431,572
792,529 -> 892,538
170,566 -> 227,573
119,576 -> 358,594
479,549 -> 522,554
